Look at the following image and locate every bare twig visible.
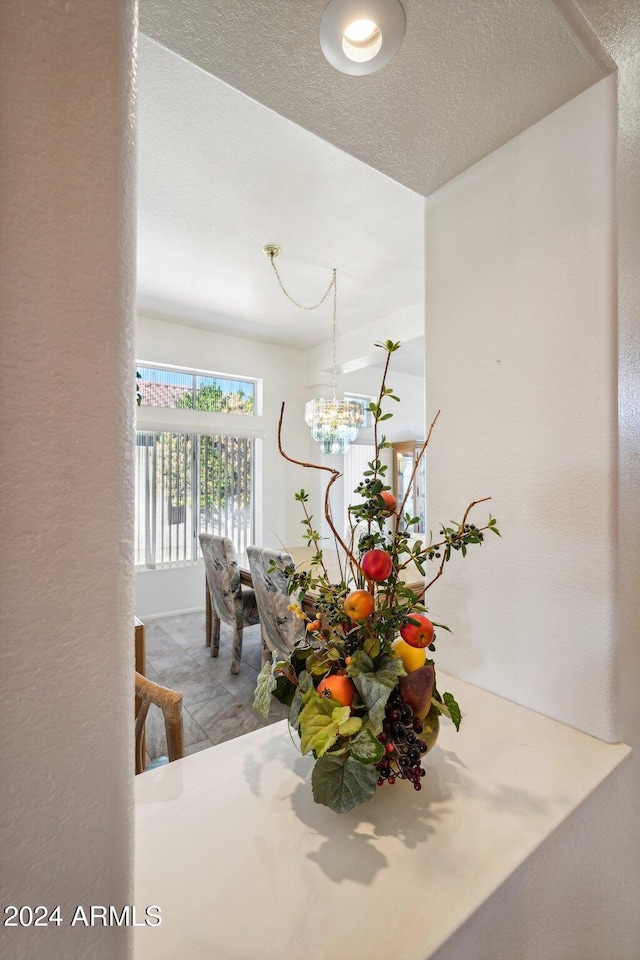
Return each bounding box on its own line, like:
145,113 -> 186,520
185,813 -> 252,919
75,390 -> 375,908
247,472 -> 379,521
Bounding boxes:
395,409 -> 441,533
460,497 -> 491,529
415,497 -> 492,600
373,347 -> 394,462
297,495 -> 330,581
278,402 -> 361,578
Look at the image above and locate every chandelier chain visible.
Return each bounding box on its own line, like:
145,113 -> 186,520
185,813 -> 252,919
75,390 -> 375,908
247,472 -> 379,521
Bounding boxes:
264,245 -> 361,453
268,255 -> 336,312
331,271 -> 337,398
268,254 -> 338,398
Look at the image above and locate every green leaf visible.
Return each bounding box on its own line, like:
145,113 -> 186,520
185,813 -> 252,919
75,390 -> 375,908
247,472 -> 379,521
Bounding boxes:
253,659 -> 277,720
311,755 -> 379,813
443,692 -> 462,730
349,727 -> 385,763
273,673 -> 296,707
363,635 -> 381,659
331,705 -> 352,727
298,694 -> 342,757
347,653 -> 406,733
338,716 -> 363,737
431,692 -> 462,731
374,654 -> 407,688
289,670 -> 313,728
430,697 -> 449,718
353,674 -> 392,735
346,650 -> 374,678
306,651 -> 330,675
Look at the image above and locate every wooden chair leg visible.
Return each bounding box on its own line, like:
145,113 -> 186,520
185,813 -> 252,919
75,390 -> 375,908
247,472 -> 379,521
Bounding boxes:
135,702 -> 150,775
231,623 -> 242,674
211,614 -> 221,658
205,586 -> 212,647
164,697 -> 184,763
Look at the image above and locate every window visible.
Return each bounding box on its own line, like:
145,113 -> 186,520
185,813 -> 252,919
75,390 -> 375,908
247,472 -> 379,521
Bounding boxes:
136,363 -> 256,415
135,430 -> 255,567
342,443 -> 377,538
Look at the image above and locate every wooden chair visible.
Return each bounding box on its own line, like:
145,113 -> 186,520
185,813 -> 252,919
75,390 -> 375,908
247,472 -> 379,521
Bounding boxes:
199,533 -> 260,673
135,672 -> 184,774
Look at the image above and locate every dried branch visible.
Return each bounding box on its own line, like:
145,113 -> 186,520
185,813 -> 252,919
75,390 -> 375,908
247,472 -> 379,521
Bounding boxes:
373,347 -> 394,460
278,402 -> 361,578
460,497 -> 491,529
415,497 -> 492,600
395,409 -> 441,533
297,492 -> 330,581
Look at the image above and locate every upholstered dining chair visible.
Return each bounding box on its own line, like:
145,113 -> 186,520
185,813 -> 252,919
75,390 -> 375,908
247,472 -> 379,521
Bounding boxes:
199,533 -> 260,674
246,546 -> 306,664
135,672 -> 184,775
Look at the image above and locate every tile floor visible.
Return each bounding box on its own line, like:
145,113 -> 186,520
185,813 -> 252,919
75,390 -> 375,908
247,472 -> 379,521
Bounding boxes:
143,611 -> 289,764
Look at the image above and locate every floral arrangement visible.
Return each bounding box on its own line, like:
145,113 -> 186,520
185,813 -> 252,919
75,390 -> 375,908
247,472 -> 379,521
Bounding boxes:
254,341 -> 500,813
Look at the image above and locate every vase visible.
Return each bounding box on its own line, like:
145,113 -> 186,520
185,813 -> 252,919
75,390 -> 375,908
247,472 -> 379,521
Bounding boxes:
417,705 -> 440,753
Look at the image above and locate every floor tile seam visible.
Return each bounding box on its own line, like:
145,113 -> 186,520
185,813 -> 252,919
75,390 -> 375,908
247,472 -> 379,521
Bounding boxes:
185,691 -> 237,713
179,710 -> 209,742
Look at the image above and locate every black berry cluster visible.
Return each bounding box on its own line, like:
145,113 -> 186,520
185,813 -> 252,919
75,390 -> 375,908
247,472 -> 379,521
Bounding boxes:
375,688 -> 429,790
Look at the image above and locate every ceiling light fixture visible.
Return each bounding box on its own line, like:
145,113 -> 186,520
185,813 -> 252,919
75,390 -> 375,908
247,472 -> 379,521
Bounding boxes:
320,0 -> 405,76
263,244 -> 364,456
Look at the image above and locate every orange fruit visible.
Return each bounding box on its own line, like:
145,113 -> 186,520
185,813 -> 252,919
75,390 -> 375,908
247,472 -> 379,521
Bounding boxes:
317,675 -> 356,708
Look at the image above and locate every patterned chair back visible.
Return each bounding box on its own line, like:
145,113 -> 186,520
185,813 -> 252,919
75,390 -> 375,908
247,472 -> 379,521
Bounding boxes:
247,546 -> 306,657
199,534 -> 241,626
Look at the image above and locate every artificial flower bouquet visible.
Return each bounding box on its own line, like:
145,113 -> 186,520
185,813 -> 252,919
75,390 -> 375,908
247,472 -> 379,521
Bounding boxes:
254,341 -> 499,813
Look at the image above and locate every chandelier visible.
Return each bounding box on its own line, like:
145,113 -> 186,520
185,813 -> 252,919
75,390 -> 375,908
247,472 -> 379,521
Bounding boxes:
263,244 -> 364,455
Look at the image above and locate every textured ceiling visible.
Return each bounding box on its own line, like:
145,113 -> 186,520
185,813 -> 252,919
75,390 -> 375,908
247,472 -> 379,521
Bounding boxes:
137,0 -> 620,356
137,36 -> 424,349
140,0 -> 609,198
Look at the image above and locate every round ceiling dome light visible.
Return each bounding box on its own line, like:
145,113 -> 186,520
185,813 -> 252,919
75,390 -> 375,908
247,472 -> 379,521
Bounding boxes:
320,0 -> 405,76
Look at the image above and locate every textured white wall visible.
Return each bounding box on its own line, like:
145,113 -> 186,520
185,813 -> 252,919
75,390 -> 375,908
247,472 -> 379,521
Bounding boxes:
0,2 -> 136,959
425,71 -> 640,960
424,77 -> 617,742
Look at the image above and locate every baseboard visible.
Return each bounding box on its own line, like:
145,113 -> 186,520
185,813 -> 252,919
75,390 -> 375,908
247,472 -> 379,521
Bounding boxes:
138,606 -> 206,621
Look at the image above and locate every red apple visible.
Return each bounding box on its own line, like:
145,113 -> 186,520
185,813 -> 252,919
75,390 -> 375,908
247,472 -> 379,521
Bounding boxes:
400,614 -> 435,648
361,549 -> 393,582
344,589 -> 375,621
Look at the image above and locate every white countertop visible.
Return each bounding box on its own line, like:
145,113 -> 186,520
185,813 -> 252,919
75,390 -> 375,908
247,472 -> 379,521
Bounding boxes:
134,673 -> 630,960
